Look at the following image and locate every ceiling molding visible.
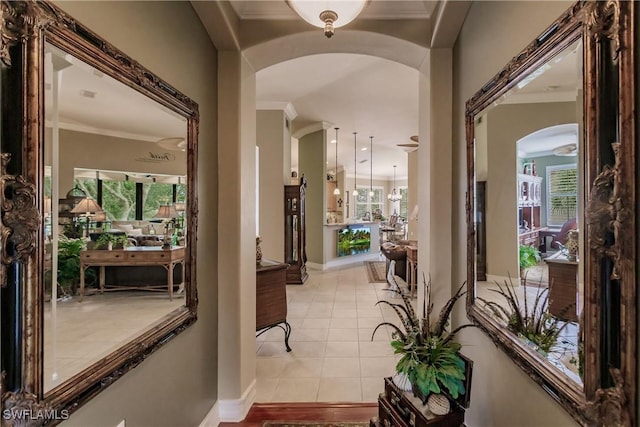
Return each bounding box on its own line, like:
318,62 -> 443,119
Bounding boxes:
256,101 -> 298,120
292,121 -> 333,139
227,1 -> 437,21
430,0 -> 471,48
45,121 -> 161,143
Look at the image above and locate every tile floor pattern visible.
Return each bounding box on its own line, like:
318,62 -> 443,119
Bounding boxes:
256,259 -> 405,403
43,291 -> 184,392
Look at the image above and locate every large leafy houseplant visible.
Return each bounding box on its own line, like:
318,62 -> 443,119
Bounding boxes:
372,276 -> 474,400
519,244 -> 541,270
57,237 -> 85,295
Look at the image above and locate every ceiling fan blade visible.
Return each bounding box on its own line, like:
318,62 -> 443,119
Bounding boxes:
397,143 -> 419,148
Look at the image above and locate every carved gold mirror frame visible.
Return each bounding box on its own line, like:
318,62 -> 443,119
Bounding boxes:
465,1 -> 635,425
1,0 -> 199,420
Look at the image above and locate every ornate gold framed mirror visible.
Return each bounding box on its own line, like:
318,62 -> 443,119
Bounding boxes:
1,0 -> 198,419
465,1 -> 635,425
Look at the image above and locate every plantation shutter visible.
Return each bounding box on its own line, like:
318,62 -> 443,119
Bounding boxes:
546,165 -> 577,227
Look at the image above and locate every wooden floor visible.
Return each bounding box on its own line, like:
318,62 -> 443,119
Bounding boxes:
219,402 -> 378,427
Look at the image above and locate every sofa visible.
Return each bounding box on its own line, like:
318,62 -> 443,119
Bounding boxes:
380,240 -> 417,281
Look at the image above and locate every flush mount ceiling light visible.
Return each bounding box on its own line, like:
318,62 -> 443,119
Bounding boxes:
286,0 -> 369,38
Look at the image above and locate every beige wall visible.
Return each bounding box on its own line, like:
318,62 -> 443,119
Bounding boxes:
257,110 -> 288,262
298,129 -> 327,264
452,1 -> 578,426
484,102 -> 577,279
53,1 -> 219,426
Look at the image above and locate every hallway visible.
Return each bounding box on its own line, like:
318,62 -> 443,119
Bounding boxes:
255,260 -> 402,403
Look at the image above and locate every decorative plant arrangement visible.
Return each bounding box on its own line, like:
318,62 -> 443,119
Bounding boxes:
57,237 -> 95,295
95,233 -> 130,250
372,275 -> 474,407
477,278 -> 572,354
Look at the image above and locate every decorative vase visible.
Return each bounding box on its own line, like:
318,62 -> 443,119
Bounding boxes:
107,242 -> 113,251
256,236 -> 262,264
427,393 -> 451,416
392,372 -> 412,392
565,229 -> 579,261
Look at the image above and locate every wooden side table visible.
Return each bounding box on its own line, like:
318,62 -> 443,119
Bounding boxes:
256,259 -> 291,351
544,253 -> 578,322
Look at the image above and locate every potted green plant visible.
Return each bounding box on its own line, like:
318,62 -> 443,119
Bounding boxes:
112,234 -> 130,249
372,276 -> 474,405
519,244 -> 541,271
57,237 -> 95,295
95,233 -> 114,250
477,278 -> 572,355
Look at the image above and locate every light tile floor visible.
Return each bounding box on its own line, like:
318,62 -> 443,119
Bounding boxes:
44,291 -> 184,392
255,260 -> 404,403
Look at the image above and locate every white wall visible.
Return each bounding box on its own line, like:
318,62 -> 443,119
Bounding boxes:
452,2 -> 579,426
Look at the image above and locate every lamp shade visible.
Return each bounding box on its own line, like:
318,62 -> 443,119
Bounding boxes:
155,204 -> 179,219
174,202 -> 186,212
70,198 -> 103,214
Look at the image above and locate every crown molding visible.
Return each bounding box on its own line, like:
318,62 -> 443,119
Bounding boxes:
292,121 -> 333,139
256,101 -> 298,120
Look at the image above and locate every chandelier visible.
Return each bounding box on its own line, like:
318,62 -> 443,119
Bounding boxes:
287,0 -> 369,38
388,165 -> 402,202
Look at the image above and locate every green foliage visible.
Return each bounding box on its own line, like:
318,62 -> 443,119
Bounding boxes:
478,278 -> 572,354
95,233 -> 130,249
372,276 -> 474,399
57,237 -> 96,294
519,244 -> 541,270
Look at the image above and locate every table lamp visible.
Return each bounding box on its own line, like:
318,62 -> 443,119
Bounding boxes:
70,197 -> 103,237
155,203 -> 179,248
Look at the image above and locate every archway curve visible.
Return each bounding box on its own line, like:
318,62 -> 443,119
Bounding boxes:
244,29 -> 429,72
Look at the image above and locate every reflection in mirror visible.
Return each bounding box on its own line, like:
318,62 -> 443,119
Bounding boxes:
473,39 -> 584,386
467,1 -> 637,423
43,42 -> 188,392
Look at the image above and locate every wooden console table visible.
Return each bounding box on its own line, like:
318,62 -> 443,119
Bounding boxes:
256,259 -> 291,351
79,246 -> 185,301
544,252 -> 578,322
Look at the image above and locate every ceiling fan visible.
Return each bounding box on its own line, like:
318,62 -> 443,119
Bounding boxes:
156,137 -> 186,151
552,142 -> 577,156
397,135 -> 419,149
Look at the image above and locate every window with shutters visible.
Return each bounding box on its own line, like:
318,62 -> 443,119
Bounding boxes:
546,164 -> 577,227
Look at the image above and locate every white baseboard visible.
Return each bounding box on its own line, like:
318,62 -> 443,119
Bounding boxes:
198,401 -> 220,427
217,379 -> 256,422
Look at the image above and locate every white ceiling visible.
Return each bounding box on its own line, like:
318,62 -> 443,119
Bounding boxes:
256,53 -> 418,180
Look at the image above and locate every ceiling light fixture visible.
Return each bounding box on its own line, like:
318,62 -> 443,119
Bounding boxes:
333,128 -> 341,196
352,132 -> 358,197
287,0 -> 369,38
388,165 -> 401,202
368,136 -> 374,199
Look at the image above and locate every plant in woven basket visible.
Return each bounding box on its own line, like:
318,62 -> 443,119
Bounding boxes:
477,277 -> 572,354
372,275 -> 474,400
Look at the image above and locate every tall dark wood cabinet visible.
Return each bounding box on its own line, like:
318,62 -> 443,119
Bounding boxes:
284,177 -> 308,284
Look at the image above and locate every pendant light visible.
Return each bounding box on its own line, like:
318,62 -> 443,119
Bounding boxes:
388,165 -> 401,202
352,132 -> 358,197
368,136 -> 374,199
333,128 -> 340,195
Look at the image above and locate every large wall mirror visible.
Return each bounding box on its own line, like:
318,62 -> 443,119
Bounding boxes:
1,0 -> 198,418
466,1 -> 635,425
